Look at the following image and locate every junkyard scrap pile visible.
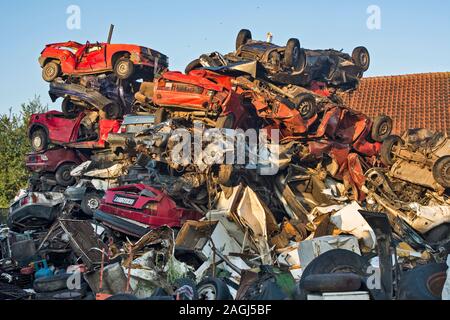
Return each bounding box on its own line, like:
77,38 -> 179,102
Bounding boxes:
1,28 -> 450,301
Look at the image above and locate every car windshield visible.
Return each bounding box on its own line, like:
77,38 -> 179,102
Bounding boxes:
57,46 -> 79,54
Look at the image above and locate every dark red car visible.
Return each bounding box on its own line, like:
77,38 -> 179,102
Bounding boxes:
94,184 -> 203,237
39,41 -> 168,82
152,70 -> 255,129
26,148 -> 88,187
28,111 -> 121,152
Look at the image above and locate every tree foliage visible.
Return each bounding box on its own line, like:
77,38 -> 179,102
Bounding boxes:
0,97 -> 47,208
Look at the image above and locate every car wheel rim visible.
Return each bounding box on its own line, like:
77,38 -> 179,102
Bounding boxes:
88,198 -> 100,210
199,285 -> 217,300
118,62 -> 129,75
427,272 -> 446,298
440,162 -> 450,181
33,136 -> 42,148
378,122 -> 390,137
61,171 -> 72,182
300,102 -> 312,117
292,47 -> 299,65
45,66 -> 56,78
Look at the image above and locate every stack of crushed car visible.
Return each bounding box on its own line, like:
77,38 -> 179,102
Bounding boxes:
1,28 -> 449,301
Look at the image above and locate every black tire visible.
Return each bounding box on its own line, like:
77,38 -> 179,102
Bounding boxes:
42,61 -> 61,82
61,97 -> 80,117
236,29 -> 252,50
301,273 -> 362,293
104,102 -> 122,120
293,94 -> 317,120
55,163 -> 76,187
81,192 -> 103,216
433,156 -> 450,188
352,46 -> 371,72
33,274 -> 72,293
371,115 -> 393,142
30,128 -> 48,152
398,263 -> 447,300
114,57 -> 134,80
216,114 -> 235,129
284,38 -> 302,70
173,278 -> 198,300
185,59 -> 203,74
424,223 -> 450,244
105,293 -> 139,300
154,108 -> 169,124
380,135 -> 403,166
197,277 -> 233,300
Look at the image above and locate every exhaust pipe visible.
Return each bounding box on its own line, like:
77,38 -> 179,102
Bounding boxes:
107,24 -> 115,44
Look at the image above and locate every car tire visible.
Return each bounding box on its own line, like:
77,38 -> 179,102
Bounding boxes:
433,156 -> 450,188
371,115 -> 393,142
114,57 -> 134,80
30,129 -> 48,152
352,47 -> 371,72
216,114 -> 235,129
293,93 -> 317,120
33,274 -> 72,293
42,61 -> 61,82
284,38 -> 302,70
55,163 -> 76,187
104,102 -> 123,120
185,59 -> 203,74
398,263 -> 447,300
236,29 -> 252,50
105,293 -> 139,300
198,277 -> 233,300
154,108 -> 169,124
173,278 -> 199,300
61,97 -> 80,117
81,192 -> 103,216
301,273 -> 362,293
424,223 -> 450,244
380,135 -> 403,166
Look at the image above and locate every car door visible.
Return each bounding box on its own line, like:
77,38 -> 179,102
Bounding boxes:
45,113 -> 80,143
75,43 -> 107,72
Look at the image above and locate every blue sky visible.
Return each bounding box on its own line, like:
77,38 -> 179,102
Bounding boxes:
0,0 -> 449,113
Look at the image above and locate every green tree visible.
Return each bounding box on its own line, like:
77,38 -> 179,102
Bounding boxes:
0,97 -> 47,208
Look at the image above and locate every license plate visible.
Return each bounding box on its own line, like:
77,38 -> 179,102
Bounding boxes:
112,195 -> 136,206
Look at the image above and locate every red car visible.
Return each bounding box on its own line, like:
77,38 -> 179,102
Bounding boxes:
26,148 -> 89,187
152,70 -> 255,129
28,111 -> 121,152
94,184 -> 203,237
39,41 -> 168,82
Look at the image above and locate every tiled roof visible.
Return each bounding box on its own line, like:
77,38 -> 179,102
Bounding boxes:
343,72 -> 450,135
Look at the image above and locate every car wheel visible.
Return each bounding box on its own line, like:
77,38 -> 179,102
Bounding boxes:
284,38 -> 302,70
398,263 -> 447,300
380,135 -> 403,166
185,59 -> 203,74
104,103 -> 122,120
424,223 -> 450,244
216,114 -> 235,129
114,57 -> 134,80
33,274 -> 72,293
31,129 -> 48,152
301,273 -> 362,293
61,97 -> 80,117
55,164 -> 76,187
105,294 -> 139,300
42,61 -> 61,82
154,108 -> 169,124
198,278 -> 233,300
293,93 -> 317,120
236,29 -> 252,50
371,115 -> 393,142
352,47 -> 371,72
81,192 -> 103,216
433,156 -> 450,188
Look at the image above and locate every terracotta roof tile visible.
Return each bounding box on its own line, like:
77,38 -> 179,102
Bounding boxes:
343,72 -> 450,135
